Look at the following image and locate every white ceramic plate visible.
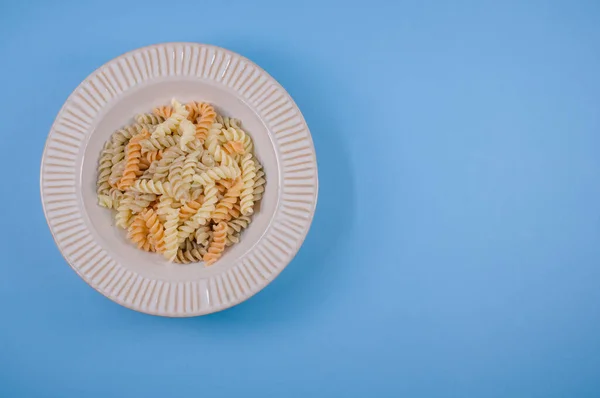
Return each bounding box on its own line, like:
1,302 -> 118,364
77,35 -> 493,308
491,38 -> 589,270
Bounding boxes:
40,43 -> 318,317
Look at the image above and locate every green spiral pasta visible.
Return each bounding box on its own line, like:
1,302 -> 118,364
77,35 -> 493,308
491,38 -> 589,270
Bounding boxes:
225,216 -> 251,246
136,113 -> 164,125
97,141 -> 113,197
175,238 -> 207,264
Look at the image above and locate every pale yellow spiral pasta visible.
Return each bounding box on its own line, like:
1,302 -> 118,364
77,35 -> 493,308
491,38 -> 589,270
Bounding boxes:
162,208 -> 180,261
152,99 -> 188,138
239,153 -> 256,215
131,180 -> 175,197
216,115 -> 241,129
194,225 -> 211,246
156,194 -> 176,224
140,134 -> 180,154
191,165 -> 240,187
115,193 -> 134,229
179,119 -> 196,150
127,214 -> 153,252
253,162 -> 266,202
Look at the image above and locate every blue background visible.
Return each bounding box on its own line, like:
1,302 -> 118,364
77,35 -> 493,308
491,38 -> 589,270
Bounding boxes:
1,0 -> 599,396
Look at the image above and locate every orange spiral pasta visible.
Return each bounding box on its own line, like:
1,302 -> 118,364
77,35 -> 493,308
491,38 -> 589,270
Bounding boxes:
142,208 -> 165,253
212,178 -> 242,222
117,129 -> 149,190
203,222 -> 227,265
127,213 -> 153,252
194,103 -> 216,141
153,106 -> 173,119
179,199 -> 202,222
222,140 -> 245,155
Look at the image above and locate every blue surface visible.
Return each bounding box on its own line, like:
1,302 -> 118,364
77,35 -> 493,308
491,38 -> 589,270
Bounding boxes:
1,1 -> 599,396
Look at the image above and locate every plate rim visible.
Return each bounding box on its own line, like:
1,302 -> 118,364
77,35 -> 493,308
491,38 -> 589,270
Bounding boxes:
40,42 -> 319,317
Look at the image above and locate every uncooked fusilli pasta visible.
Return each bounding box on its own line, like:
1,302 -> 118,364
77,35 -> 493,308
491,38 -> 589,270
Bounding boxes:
95,99 -> 265,266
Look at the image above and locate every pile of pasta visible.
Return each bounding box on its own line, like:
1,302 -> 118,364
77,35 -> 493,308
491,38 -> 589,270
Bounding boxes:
96,99 -> 265,266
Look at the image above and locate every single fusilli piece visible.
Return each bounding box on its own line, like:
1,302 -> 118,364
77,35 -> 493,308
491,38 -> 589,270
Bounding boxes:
125,192 -> 157,214
179,119 -> 196,150
212,177 -> 242,222
152,99 -> 188,138
253,161 -> 266,202
153,105 -> 173,119
140,134 -> 180,154
194,225 -> 211,246
136,113 -> 164,125
191,165 -> 240,187
239,153 -> 256,215
224,216 -> 251,246
115,194 -> 134,229
97,141 -> 113,200
127,214 -> 153,251
142,208 -> 165,253
162,208 -> 180,262
156,194 -> 176,224
203,222 -> 227,265
108,187 -> 124,209
195,103 -> 217,141
108,160 -> 125,188
117,130 -> 148,190
131,180 -> 175,197
167,155 -> 190,201
174,239 -> 207,264
97,195 -> 112,209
